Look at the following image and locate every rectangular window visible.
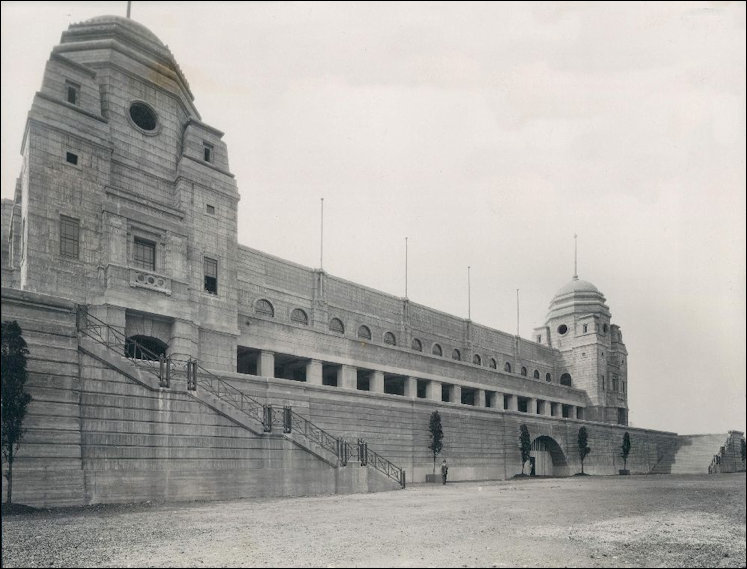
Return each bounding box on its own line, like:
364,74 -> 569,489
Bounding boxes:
66,151 -> 78,165
583,324 -> 588,333
65,81 -> 79,105
60,215 -> 80,259
536,335 -> 541,343
203,143 -> 213,163
133,238 -> 156,271
206,204 -> 215,214
204,256 -> 218,294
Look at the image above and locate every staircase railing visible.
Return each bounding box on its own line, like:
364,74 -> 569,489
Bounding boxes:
77,307 -> 405,487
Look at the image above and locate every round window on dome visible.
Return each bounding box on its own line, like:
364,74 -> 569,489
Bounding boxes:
129,102 -> 158,132
557,324 -> 568,335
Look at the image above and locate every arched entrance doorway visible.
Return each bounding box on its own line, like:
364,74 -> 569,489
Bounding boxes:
530,436 -> 569,477
125,335 -> 168,361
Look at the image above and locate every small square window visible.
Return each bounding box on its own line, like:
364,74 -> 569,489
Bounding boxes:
203,143 -> 213,163
204,256 -> 218,294
65,81 -> 80,106
133,238 -> 156,271
66,152 -> 78,165
60,215 -> 80,259
206,204 -> 215,214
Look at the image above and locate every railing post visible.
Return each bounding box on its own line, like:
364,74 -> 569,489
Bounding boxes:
159,354 -> 170,388
359,439 -> 368,466
263,405 -> 273,432
401,470 -> 406,489
283,406 -> 292,433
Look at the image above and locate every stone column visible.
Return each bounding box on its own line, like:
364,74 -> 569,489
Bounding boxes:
259,350 -> 275,378
404,377 -> 418,399
528,397 -> 537,414
426,379 -> 441,401
306,359 -> 322,385
452,385 -> 461,404
370,370 -> 384,393
169,319 -> 199,360
339,364 -> 357,390
476,389 -> 486,408
508,394 -> 518,412
495,392 -> 504,410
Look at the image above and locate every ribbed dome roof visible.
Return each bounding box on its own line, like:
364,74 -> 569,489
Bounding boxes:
81,15 -> 164,46
546,276 -> 610,321
554,277 -> 600,297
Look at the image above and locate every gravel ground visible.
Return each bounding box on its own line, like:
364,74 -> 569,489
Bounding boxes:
1,473 -> 745,568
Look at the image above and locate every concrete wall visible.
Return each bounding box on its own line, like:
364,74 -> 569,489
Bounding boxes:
0,289 -> 399,507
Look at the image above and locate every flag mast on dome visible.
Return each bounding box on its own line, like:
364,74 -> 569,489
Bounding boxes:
573,233 -> 578,280
126,1 -> 132,19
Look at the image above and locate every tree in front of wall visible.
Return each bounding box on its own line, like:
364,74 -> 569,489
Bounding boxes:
577,426 -> 591,474
519,424 -> 531,475
1,321 -> 33,505
621,431 -> 631,473
428,410 -> 444,475
741,437 -> 746,463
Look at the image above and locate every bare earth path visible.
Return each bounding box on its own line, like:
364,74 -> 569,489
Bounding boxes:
2,473 -> 745,568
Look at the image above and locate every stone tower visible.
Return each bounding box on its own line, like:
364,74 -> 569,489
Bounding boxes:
5,15 -> 240,370
534,276 -> 629,424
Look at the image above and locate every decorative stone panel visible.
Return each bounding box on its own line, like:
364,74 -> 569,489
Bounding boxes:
129,268 -> 171,295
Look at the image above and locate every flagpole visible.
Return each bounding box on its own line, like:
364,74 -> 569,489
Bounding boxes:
467,266 -> 471,320
405,237 -> 408,299
320,198 -> 324,270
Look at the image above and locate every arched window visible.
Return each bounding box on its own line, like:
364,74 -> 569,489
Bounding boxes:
291,308 -> 308,325
533,369 -> 540,379
521,366 -> 527,376
472,354 -> 481,366
329,317 -> 344,334
255,299 -> 274,317
452,349 -> 461,361
504,362 -> 512,373
560,373 -> 572,387
125,335 -> 167,361
384,331 -> 396,346
489,358 -> 497,369
432,343 -> 442,357
357,325 -> 371,340
545,373 -> 552,382
411,338 -> 422,352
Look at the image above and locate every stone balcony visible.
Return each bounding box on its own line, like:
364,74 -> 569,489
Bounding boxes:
129,268 -> 171,295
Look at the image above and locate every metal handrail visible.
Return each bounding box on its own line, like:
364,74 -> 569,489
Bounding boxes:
78,308 -> 406,487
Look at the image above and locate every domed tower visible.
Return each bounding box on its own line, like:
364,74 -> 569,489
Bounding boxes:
534,275 -> 629,425
8,15 -> 240,369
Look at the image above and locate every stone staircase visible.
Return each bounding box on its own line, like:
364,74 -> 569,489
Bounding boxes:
663,434 -> 729,474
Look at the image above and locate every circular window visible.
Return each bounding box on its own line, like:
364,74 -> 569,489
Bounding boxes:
557,324 -> 568,335
129,102 -> 158,132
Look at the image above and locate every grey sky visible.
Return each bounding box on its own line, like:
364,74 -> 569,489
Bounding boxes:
1,1 -> 745,434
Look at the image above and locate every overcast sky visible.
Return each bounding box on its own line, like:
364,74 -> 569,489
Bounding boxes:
2,1 -> 745,435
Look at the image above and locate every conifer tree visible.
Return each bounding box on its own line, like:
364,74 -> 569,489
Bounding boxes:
1,321 -> 33,505
519,424 -> 531,475
428,411 -> 444,474
577,426 -> 591,474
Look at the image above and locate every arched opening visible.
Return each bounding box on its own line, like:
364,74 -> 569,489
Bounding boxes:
504,362 -> 511,373
530,435 -> 569,477
533,369 -> 540,379
432,343 -> 442,357
357,325 -> 371,340
384,331 -> 396,346
255,299 -> 274,317
472,354 -> 481,366
411,338 -> 422,352
489,358 -> 497,369
560,373 -> 572,387
329,317 -> 344,334
291,308 -> 308,325
125,335 -> 167,361
521,366 -> 527,376
452,348 -> 461,361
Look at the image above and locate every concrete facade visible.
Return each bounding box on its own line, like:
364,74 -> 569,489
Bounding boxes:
1,16 -> 741,506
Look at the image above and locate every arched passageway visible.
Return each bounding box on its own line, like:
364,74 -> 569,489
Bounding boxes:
530,436 -> 569,477
125,335 -> 168,361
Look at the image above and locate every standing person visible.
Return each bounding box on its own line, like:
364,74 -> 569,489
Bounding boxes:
440,458 -> 448,485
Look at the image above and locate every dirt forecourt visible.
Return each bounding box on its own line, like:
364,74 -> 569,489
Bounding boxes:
1,473 -> 744,568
